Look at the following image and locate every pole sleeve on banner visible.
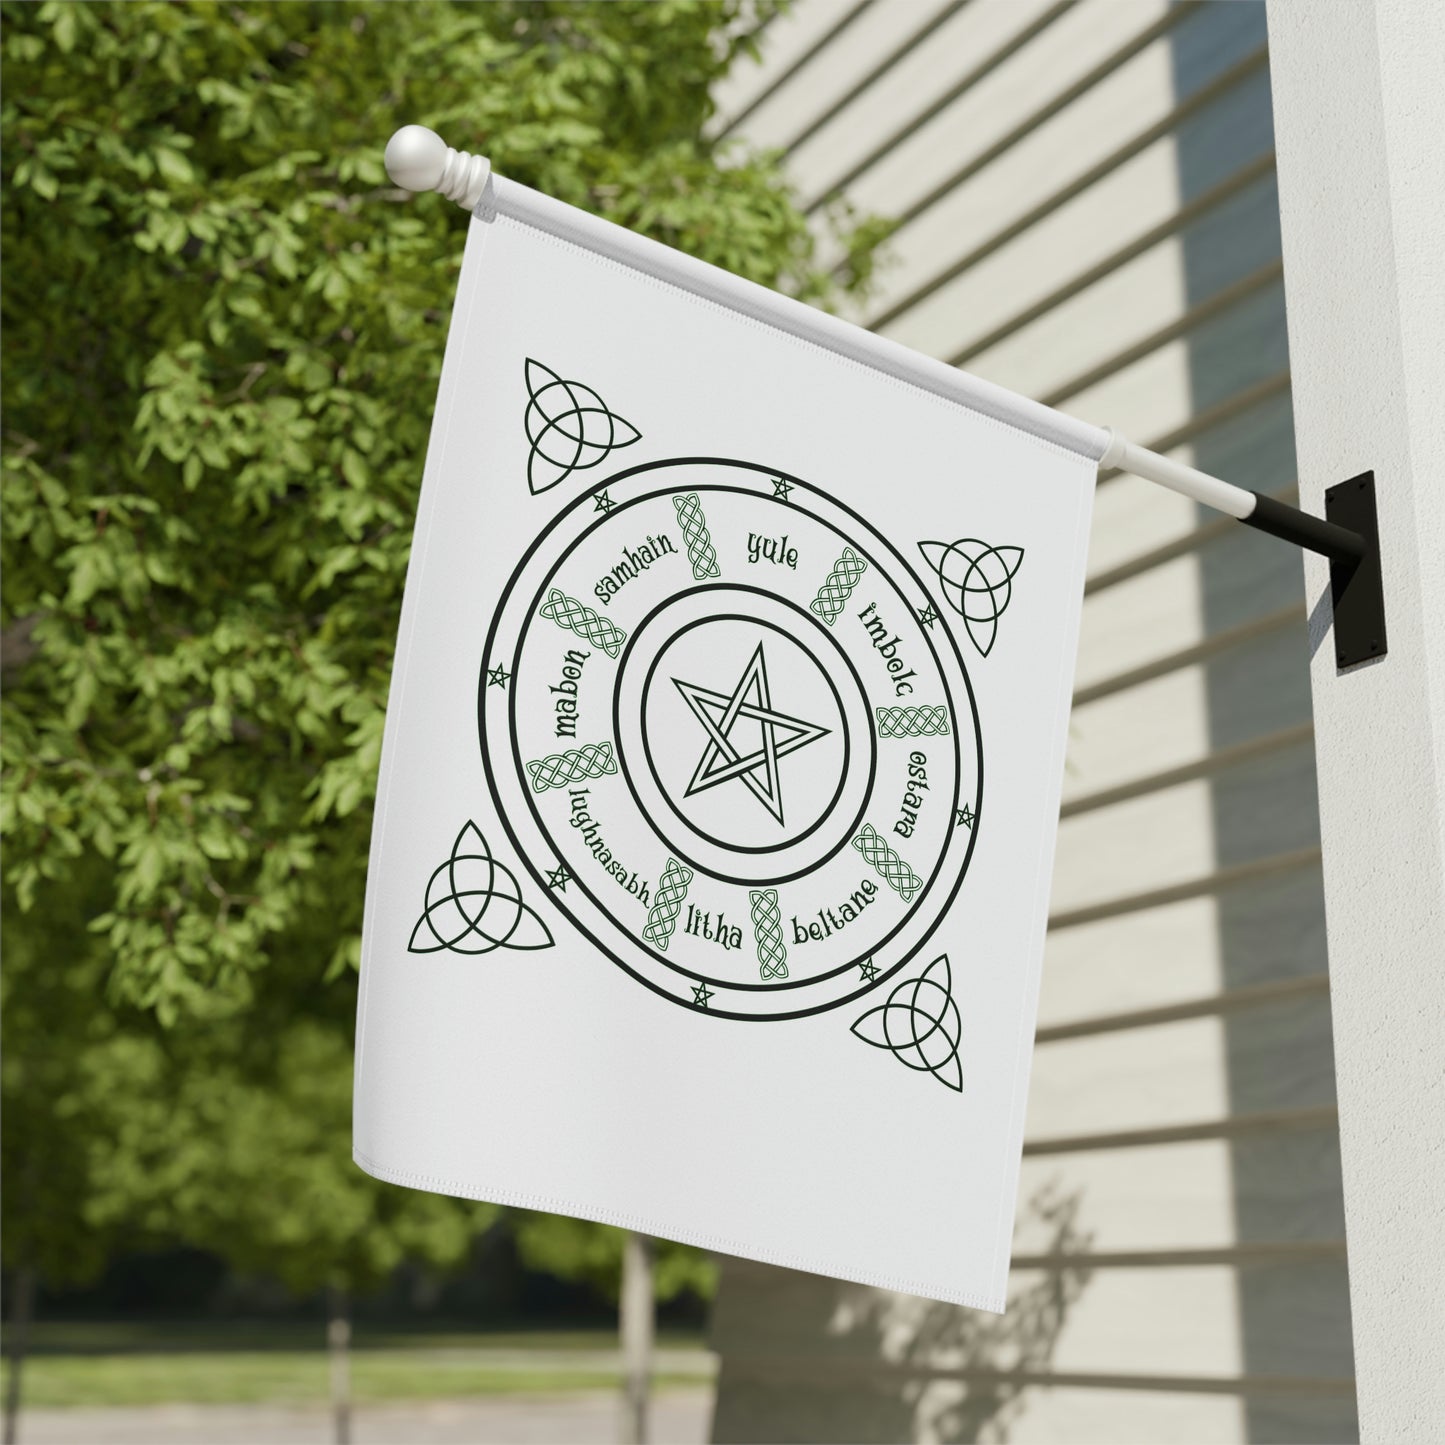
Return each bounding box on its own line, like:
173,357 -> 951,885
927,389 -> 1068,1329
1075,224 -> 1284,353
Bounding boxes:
382,127 -> 1382,651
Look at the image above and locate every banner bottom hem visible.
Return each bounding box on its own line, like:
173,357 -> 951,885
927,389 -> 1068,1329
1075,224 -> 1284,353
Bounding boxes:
352,1143 -> 1007,1314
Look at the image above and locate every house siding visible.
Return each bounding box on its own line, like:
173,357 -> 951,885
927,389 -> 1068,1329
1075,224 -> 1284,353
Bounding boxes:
708,4 -> 1357,1440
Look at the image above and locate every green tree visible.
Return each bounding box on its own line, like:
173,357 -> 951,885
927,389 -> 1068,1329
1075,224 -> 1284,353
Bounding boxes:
1,0 -> 886,1421
513,1212 -> 716,1305
0,867 -> 126,1444
1,915 -> 493,1441
81,1009 -> 494,1443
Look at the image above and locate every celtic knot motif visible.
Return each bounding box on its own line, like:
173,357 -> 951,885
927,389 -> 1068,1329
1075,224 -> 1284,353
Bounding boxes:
540,588 -> 628,658
749,888 -> 788,980
524,358 -> 640,495
875,705 -> 952,738
642,858 -> 693,952
852,953 -> 962,1092
852,822 -> 923,901
809,547 -> 868,626
525,741 -> 618,792
672,493 -> 721,580
408,822 -> 553,955
918,538 -> 1025,657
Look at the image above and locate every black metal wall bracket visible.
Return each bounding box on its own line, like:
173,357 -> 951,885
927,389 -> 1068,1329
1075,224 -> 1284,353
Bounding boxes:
1242,471 -> 1386,669
1324,471 -> 1387,668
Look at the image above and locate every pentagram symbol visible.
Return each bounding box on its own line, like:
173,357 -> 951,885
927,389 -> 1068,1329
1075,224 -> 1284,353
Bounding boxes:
956,805 -> 975,828
408,822 -> 553,955
481,459 -> 984,1021
523,358 -> 640,495
632,605 -> 860,874
918,538 -> 1024,657
673,642 -> 830,825
487,664 -> 510,688
851,953 -> 962,1091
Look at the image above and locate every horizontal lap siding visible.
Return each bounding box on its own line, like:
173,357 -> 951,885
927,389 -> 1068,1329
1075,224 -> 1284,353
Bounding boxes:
709,3 -> 1356,1442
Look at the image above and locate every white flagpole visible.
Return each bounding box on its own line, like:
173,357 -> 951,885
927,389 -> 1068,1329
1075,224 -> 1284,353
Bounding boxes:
383,128 -> 1372,577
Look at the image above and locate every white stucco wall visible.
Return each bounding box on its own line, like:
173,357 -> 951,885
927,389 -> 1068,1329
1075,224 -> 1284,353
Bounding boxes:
1268,2 -> 1445,1438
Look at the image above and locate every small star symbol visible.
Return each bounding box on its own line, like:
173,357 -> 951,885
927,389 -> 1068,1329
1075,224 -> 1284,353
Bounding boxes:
918,604 -> 939,628
772,478 -> 794,501
956,805 -> 975,828
545,865 -> 572,891
594,490 -> 615,513
691,983 -> 715,1008
858,958 -> 879,982
487,664 -> 511,688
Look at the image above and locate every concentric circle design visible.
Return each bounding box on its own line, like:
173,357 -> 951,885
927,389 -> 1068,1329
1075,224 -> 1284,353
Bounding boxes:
479,459 -> 983,1020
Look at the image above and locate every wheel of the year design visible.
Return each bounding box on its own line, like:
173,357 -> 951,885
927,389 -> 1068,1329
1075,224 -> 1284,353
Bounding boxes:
479,458 -> 983,1021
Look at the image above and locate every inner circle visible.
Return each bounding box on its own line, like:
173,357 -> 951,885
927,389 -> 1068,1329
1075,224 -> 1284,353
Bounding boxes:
641,614 -> 849,856
612,584 -> 877,888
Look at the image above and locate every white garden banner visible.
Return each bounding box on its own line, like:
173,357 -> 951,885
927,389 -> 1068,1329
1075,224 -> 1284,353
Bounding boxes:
353,175 -> 1104,1311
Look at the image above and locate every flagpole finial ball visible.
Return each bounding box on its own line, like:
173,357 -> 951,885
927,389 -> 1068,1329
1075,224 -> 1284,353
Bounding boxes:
385,125 -> 448,191
385,125 -> 492,211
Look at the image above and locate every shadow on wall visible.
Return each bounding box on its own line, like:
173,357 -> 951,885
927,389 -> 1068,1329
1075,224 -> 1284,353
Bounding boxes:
709,1182 -> 1093,1445
1169,3 -> 1358,1442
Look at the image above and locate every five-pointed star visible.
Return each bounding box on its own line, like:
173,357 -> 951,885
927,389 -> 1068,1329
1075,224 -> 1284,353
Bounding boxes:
545,864 -> 572,890
772,478 -> 794,501
673,642 -> 830,825
691,983 -> 715,1008
594,490 -> 615,513
858,958 -> 879,982
956,805 -> 975,828
487,664 -> 511,688
918,604 -> 939,628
